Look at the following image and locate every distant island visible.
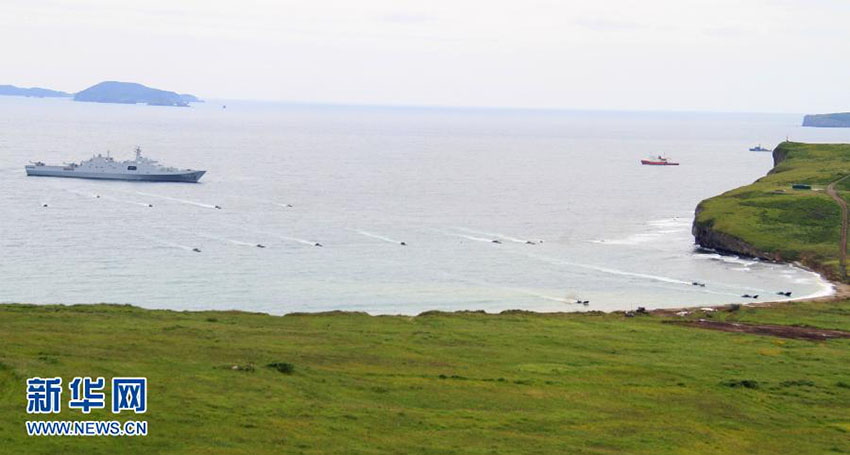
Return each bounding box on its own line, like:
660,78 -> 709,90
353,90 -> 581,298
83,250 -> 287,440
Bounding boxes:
0,81 -> 201,107
802,112 -> 850,128
74,81 -> 201,107
0,84 -> 70,98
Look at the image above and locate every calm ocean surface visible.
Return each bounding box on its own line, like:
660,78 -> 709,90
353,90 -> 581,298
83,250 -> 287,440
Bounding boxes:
3,97 -> 850,315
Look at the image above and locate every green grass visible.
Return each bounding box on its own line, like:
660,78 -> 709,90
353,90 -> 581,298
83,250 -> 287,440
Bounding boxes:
695,142 -> 850,278
1,303 -> 850,454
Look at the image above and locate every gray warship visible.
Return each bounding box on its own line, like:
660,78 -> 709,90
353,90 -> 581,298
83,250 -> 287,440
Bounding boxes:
25,147 -> 206,182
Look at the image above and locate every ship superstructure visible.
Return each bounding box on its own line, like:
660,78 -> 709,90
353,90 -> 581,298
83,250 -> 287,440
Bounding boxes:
25,147 -> 205,182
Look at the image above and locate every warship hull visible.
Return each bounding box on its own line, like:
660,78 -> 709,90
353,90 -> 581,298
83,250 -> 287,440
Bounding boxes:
26,166 -> 205,183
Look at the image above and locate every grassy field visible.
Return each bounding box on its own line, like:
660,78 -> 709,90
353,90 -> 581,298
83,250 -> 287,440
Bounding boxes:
694,142 -> 850,278
1,302 -> 850,454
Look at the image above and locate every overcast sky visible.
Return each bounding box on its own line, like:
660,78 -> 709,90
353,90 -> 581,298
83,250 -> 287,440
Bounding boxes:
1,0 -> 849,112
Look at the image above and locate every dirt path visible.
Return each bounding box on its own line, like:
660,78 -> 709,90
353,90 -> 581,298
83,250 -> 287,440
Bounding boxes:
667,319 -> 850,341
826,175 -> 850,279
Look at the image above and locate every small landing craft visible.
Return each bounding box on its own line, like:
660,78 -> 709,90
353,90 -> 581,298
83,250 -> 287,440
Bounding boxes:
640,155 -> 679,166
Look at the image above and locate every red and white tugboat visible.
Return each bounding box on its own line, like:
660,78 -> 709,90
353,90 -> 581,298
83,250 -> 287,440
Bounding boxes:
640,155 -> 679,166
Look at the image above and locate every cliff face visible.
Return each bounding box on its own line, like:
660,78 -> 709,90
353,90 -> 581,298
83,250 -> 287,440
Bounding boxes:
691,206 -> 781,261
691,143 -> 840,280
803,113 -> 850,128
692,208 -> 838,280
772,145 -> 788,167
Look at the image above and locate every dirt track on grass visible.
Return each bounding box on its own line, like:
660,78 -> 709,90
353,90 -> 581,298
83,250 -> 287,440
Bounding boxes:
668,319 -> 850,341
826,175 -> 850,279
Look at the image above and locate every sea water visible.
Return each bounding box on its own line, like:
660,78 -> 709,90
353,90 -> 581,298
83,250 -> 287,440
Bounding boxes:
2,97 -> 849,314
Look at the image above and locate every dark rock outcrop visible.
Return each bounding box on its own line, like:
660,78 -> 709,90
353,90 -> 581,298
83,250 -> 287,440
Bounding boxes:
691,206 -> 780,262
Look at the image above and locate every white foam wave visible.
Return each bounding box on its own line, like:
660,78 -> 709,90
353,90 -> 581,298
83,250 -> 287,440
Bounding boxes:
647,217 -> 691,228
692,253 -> 757,267
591,233 -> 660,246
594,217 -> 691,246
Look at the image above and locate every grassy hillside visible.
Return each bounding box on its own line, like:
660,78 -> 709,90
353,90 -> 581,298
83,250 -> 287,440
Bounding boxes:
694,142 -> 850,279
1,303 -> 850,454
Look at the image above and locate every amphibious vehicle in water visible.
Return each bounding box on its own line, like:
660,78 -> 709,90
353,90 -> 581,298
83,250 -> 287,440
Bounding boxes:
25,147 -> 205,182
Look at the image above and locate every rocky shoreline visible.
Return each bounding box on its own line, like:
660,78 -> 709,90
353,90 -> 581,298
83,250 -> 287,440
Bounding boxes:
691,144 -> 841,282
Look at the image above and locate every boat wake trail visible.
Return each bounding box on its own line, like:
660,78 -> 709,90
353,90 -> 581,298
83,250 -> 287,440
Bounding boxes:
455,227 -> 529,243
196,232 -> 256,247
446,232 -> 493,243
275,235 -> 319,246
217,223 -> 320,247
231,195 -> 293,209
134,191 -> 218,209
67,190 -> 152,208
351,230 -> 401,244
171,228 -> 258,247
253,230 -> 316,246
525,253 -> 742,297
437,272 -> 579,305
139,234 -> 195,252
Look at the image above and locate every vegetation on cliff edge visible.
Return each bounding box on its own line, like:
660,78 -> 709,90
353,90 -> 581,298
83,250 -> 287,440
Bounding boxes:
694,142 -> 850,279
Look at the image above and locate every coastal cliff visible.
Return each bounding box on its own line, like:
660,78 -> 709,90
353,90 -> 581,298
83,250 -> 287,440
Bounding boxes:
803,113 -> 850,128
692,142 -> 850,281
